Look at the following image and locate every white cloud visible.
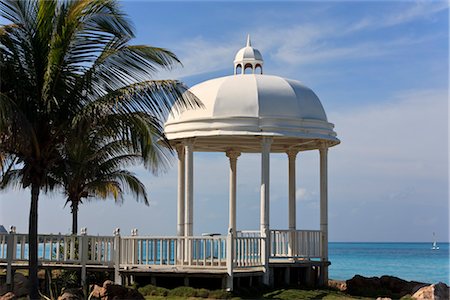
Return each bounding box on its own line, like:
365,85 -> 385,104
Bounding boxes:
296,187 -> 307,201
296,187 -> 318,204
155,36 -> 241,80
370,1 -> 447,29
327,88 -> 448,241
154,2 -> 446,80
343,1 -> 448,34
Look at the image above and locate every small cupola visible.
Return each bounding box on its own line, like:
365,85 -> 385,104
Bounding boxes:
233,35 -> 263,75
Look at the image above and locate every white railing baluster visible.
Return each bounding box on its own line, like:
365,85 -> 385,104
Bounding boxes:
188,239 -> 193,266
202,239 -> 206,265
146,240 -> 149,265
210,239 -> 214,266
20,236 -> 25,260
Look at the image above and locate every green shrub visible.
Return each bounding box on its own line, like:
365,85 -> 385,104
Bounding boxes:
168,286 -> 197,297
196,288 -> 209,298
138,284 -> 169,297
208,289 -> 232,299
138,284 -> 154,295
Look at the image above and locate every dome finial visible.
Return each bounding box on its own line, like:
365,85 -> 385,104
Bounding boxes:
233,36 -> 263,75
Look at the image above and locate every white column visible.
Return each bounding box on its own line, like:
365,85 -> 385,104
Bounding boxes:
260,137 -> 272,234
287,150 -> 298,257
185,139 -> 194,237
260,137 -> 272,285
287,150 -> 298,231
226,150 -> 241,233
176,144 -> 185,237
320,146 -> 329,282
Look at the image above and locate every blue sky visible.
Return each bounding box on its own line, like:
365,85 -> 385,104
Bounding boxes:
0,0 -> 448,242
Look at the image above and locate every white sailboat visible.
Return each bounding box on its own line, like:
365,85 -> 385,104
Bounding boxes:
432,232 -> 439,250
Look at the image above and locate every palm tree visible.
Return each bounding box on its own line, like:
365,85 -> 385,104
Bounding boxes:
55,111 -> 171,235
0,0 -> 198,297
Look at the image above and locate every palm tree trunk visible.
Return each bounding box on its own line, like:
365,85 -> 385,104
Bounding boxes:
71,200 -> 79,235
29,183 -> 40,299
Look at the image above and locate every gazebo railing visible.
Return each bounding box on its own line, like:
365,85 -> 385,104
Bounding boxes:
1,229 -> 321,275
120,236 -> 228,268
234,236 -> 264,267
0,233 -> 115,264
237,229 -> 322,259
270,229 -> 322,258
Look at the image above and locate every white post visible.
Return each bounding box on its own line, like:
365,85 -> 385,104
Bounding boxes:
176,143 -> 186,264
226,228 -> 234,291
185,139 -> 195,237
6,226 -> 16,289
113,228 -> 122,284
286,150 -> 298,257
80,227 -> 88,290
130,229 -> 138,284
131,228 -> 138,265
319,146 -> 329,284
226,150 -> 241,233
287,150 -> 298,257
176,143 -> 186,237
287,150 -> 297,231
260,137 -> 272,285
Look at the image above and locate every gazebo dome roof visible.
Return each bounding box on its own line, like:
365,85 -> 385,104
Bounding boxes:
164,38 -> 339,152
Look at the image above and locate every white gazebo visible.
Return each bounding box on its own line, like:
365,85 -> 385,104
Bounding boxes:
164,36 -> 340,289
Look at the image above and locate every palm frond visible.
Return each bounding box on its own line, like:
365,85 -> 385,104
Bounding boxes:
104,170 -> 148,205
0,168 -> 23,189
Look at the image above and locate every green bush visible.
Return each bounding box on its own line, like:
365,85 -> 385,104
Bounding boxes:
196,288 -> 209,298
208,289 -> 232,299
168,286 -> 197,297
138,284 -> 169,296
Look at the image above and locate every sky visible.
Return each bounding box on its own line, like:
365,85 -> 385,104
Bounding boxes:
0,0 -> 448,242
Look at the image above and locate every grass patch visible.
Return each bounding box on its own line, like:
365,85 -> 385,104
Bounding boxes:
141,285 -> 371,299
264,288 -> 373,299
141,285 -> 232,299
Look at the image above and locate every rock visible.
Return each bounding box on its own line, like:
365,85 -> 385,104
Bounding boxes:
89,281 -> 144,300
58,288 -> 84,300
0,292 -> 17,300
90,284 -> 106,298
328,279 -> 347,291
412,282 -> 450,300
103,280 -> 114,288
346,275 -> 427,298
12,273 -> 29,297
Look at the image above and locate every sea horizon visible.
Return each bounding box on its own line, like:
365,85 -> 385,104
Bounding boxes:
329,242 -> 449,285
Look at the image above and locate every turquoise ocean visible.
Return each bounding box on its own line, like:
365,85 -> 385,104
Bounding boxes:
329,242 -> 449,284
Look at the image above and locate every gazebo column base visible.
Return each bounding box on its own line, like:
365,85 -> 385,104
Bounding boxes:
318,264 -> 329,287
222,275 -> 234,292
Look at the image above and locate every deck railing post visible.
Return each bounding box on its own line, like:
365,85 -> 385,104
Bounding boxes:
80,227 -> 88,290
261,227 -> 270,285
226,229 -> 234,291
113,228 -> 122,284
130,229 -> 138,285
6,226 -> 16,291
131,228 -> 138,265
